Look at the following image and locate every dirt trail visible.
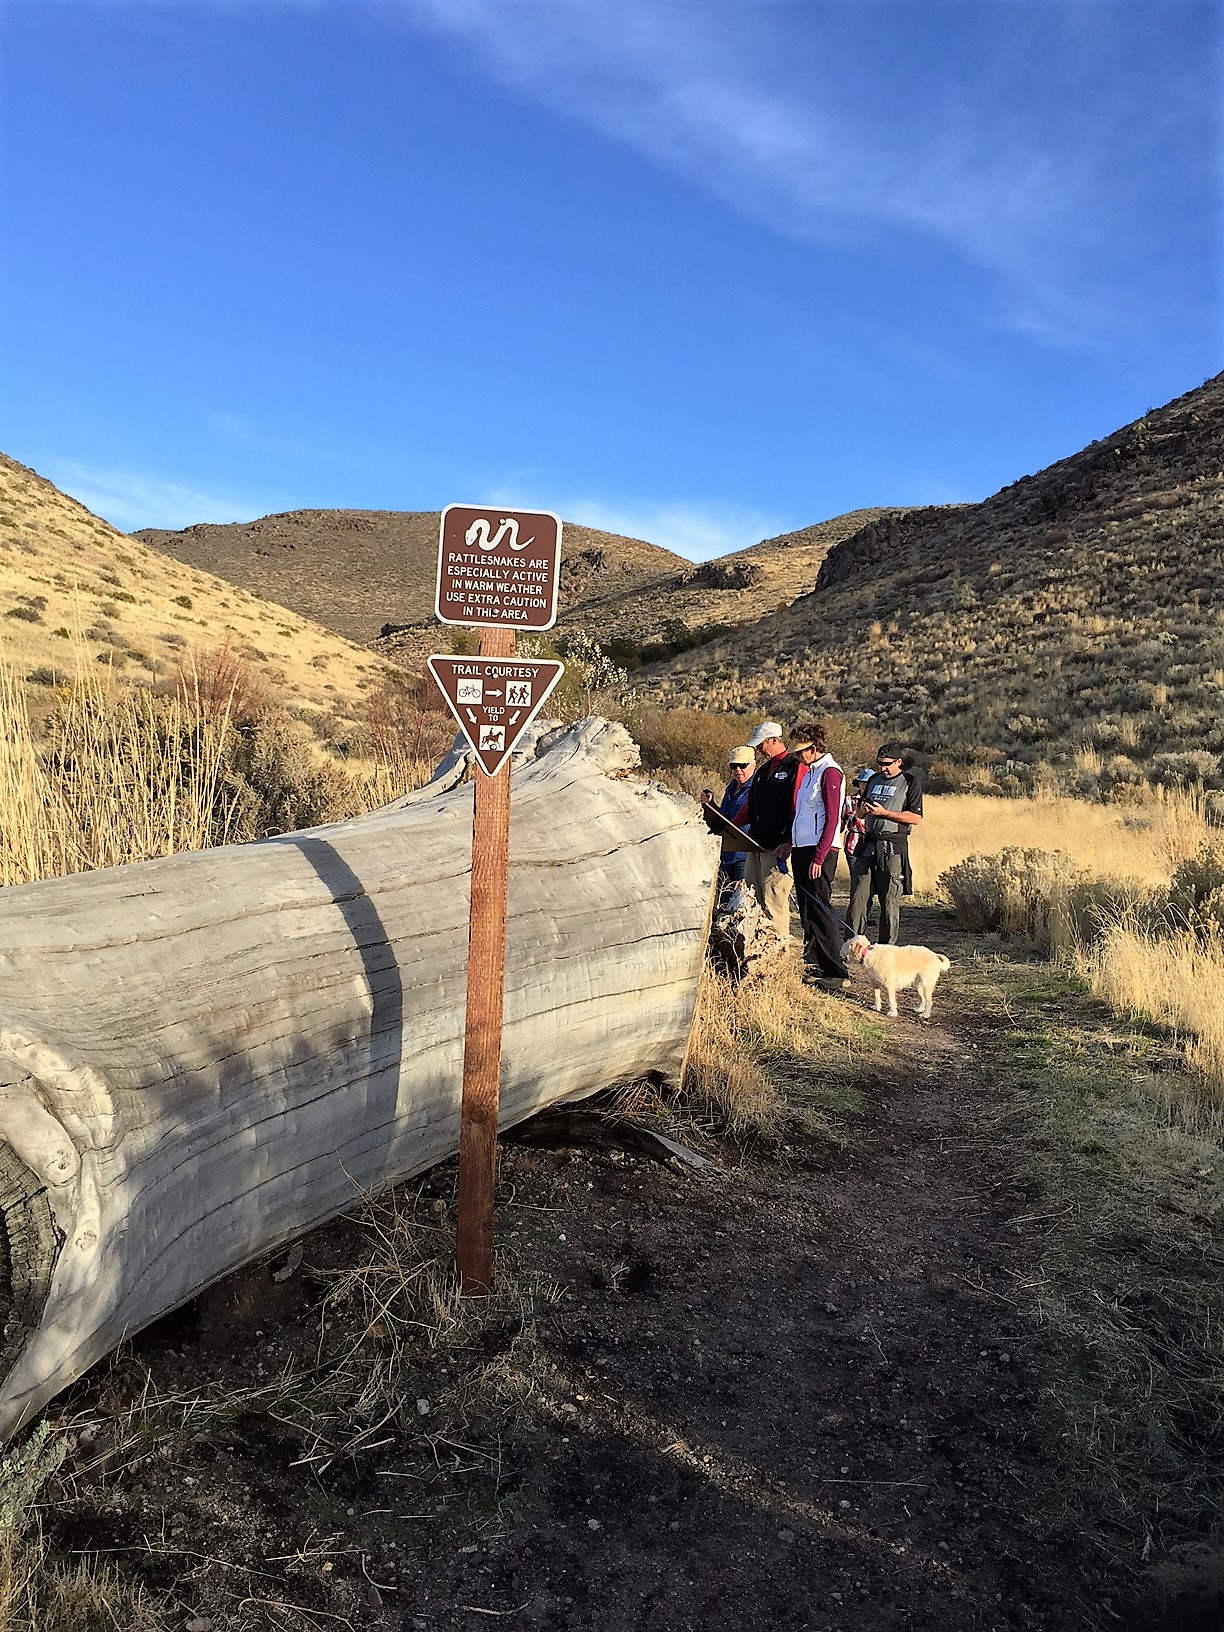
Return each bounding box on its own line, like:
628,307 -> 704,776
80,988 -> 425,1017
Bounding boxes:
425,906 -> 1100,1631
47,906 -> 1158,1630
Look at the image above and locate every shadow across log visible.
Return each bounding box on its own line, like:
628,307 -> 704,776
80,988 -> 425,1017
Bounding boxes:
0,717 -> 718,1438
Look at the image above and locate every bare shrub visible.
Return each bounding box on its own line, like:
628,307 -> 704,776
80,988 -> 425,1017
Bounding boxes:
224,709 -> 361,840
1168,841 -> 1224,938
362,672 -> 455,794
938,848 -> 1153,958
552,630 -> 637,717
174,632 -> 265,725
628,705 -> 760,777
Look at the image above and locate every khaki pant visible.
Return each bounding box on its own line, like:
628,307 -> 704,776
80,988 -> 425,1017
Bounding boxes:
744,848 -> 793,942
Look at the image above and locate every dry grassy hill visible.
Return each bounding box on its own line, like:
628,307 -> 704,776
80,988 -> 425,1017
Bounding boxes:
137,505 -> 894,669
0,454 -> 395,748
552,508 -> 897,659
650,373 -> 1224,795
136,509 -> 693,652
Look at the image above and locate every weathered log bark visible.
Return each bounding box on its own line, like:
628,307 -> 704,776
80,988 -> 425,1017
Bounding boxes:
0,718 -> 718,1438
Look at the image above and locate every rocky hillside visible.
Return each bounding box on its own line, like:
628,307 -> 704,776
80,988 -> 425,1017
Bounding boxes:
137,510 -> 693,650
650,373 -> 1224,795
0,455 -> 394,747
138,505 -> 894,667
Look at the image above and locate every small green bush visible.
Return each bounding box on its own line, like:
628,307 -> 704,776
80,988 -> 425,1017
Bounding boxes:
172,594 -> 193,610
226,710 -> 359,840
626,704 -> 758,777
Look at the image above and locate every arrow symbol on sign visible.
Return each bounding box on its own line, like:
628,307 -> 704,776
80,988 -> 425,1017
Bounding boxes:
508,710 -> 521,725
465,708 -> 478,724
486,689 -> 503,698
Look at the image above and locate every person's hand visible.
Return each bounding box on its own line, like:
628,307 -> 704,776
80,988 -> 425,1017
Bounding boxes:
809,856 -> 823,879
865,801 -> 887,817
776,842 -> 792,861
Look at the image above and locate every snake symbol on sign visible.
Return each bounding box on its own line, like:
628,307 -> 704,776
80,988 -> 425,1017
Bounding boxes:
465,516 -> 535,552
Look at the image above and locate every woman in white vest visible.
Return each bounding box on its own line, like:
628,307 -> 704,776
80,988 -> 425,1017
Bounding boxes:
778,723 -> 848,987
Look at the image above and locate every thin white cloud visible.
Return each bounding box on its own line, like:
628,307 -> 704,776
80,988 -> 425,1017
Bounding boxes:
486,486 -> 785,560
47,463 -> 261,532
393,0 -> 1198,347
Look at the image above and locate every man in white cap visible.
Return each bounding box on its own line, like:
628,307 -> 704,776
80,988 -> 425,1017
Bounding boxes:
742,721 -> 802,942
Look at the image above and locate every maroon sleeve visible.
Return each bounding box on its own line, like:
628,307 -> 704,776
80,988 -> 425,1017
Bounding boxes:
813,767 -> 845,864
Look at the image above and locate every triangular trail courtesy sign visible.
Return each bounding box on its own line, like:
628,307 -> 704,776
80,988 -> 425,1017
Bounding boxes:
427,655 -> 565,776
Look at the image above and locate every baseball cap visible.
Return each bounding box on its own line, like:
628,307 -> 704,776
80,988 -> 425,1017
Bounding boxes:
746,721 -> 785,748
728,747 -> 755,767
853,766 -> 874,784
876,743 -> 904,763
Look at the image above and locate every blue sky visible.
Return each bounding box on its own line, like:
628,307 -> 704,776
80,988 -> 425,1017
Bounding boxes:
1,0 -> 1219,558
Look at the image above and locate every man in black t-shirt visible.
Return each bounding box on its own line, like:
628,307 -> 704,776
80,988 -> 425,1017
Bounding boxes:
847,743 -> 923,945
743,721 -> 805,943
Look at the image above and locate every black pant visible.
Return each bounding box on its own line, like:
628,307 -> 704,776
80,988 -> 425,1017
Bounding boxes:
792,847 -> 847,977
849,844 -> 905,944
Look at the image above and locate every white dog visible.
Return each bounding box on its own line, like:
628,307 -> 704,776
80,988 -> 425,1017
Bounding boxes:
840,935 -> 951,1020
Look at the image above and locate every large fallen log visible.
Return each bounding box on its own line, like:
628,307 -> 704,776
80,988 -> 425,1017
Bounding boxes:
0,717 -> 717,1438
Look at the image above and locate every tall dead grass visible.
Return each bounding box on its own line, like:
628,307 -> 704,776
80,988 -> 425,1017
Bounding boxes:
935,797 -> 1224,1122
914,789 -> 1210,897
0,646 -> 239,885
1081,922 -> 1224,1122
683,959 -> 872,1137
0,638 -> 444,887
683,970 -> 781,1136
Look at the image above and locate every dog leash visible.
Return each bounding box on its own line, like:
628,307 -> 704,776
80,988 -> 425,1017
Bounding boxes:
812,896 -> 857,937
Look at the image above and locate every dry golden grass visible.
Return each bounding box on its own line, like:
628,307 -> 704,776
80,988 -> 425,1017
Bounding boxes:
682,968 -> 781,1137
1081,922 -> 1224,1124
0,453 -> 393,748
930,791 -> 1224,1117
0,1532 -> 169,1632
0,1422 -> 169,1631
0,635 -> 438,887
914,789 -> 1210,897
683,957 -> 875,1137
0,642 -> 239,885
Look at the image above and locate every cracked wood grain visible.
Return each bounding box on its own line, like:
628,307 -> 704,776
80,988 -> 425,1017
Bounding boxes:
0,716 -> 718,1437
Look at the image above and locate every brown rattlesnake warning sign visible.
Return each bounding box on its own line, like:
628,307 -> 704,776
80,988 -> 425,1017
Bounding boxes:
427,654 -> 565,777
435,505 -> 563,631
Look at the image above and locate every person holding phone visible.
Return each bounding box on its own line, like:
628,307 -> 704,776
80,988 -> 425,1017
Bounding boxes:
847,745 -> 923,945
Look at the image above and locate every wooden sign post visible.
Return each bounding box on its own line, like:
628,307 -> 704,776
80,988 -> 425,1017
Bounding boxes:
431,507 -> 563,1292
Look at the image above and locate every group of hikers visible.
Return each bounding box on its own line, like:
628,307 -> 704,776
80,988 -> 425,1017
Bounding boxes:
705,722 -> 923,989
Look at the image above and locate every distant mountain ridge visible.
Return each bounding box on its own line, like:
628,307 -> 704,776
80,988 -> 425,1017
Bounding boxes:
138,502 -> 896,668
134,369 -> 1224,795
136,510 -> 692,649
